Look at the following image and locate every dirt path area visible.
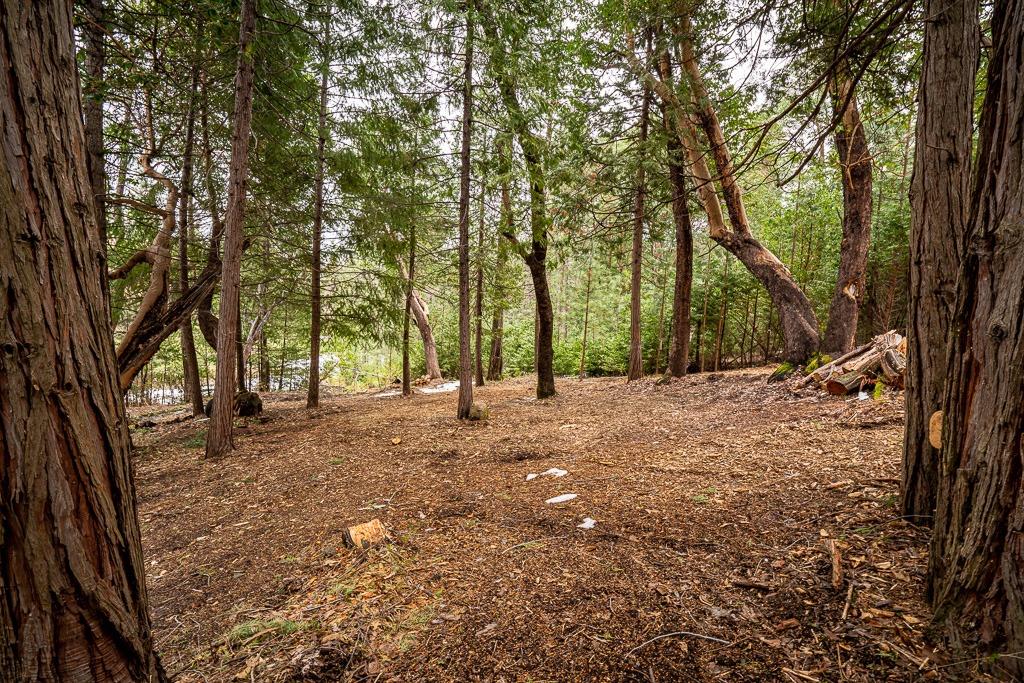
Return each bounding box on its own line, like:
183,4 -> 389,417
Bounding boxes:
133,369 -> 943,682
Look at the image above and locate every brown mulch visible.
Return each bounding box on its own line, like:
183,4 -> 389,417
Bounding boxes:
131,369 -> 966,682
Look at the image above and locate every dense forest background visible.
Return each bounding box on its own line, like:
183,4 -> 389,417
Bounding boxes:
94,0 -> 915,405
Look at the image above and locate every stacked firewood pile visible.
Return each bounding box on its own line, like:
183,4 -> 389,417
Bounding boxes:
799,331 -> 907,395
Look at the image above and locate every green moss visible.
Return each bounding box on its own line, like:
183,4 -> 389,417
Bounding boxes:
804,353 -> 832,374
768,362 -> 795,383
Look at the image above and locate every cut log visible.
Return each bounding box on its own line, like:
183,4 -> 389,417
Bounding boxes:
825,370 -> 871,396
800,330 -> 906,395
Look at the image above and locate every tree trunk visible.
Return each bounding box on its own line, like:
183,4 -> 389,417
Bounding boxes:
579,254 -> 593,378
177,67 -> 205,417
457,0 -> 474,419
206,0 -> 257,459
400,264 -> 443,380
901,0 -> 979,522
487,142 -> 512,381
0,1 -> 163,677
474,174 -> 486,387
638,18 -> 820,364
403,221 -> 416,395
660,47 -> 693,378
822,78 -> 873,354
628,81 -> 651,382
235,291 -> 246,393
81,0 -> 107,266
928,1 -> 1023,673
308,49 -> 328,409
713,256 -> 730,371
480,0 -> 556,398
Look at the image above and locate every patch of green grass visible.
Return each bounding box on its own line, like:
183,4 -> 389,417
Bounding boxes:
226,618 -> 313,645
692,494 -> 710,505
329,457 -> 347,465
182,431 -> 206,449
872,382 -> 885,400
330,580 -> 358,599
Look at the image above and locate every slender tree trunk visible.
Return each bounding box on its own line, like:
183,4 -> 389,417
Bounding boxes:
579,252 -> 593,378
487,141 -> 512,381
307,49 -> 328,409
660,50 -> 694,377
902,0 -> 979,521
628,82 -> 651,382
206,0 -> 257,458
177,67 -> 205,417
480,0 -> 555,398
487,234 -> 506,381
822,79 -> 873,354
457,0 -> 474,419
81,0 -> 107,268
474,176 -> 486,387
928,1 -> 1023,673
403,222 -> 416,395
235,292 -> 246,392
713,256 -> 730,371
0,1 -> 163,677
653,249 -> 668,374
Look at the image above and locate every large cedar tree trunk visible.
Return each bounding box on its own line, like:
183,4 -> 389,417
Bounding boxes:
822,79 -> 873,354
206,0 -> 257,458
0,1 -> 162,677
457,1 -> 474,419
901,0 -> 979,521
928,0 -> 1023,673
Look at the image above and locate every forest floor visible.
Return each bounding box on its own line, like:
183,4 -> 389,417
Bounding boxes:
131,368 -> 959,682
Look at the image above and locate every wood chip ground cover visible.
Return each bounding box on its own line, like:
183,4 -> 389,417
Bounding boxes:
132,369 -> 955,681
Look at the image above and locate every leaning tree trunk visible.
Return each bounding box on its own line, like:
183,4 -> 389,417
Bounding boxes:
628,80 -> 651,382
398,259 -> 443,380
0,1 -> 162,678
457,0 -> 474,419
901,0 -> 979,522
657,48 -> 694,378
822,78 -> 873,355
646,17 -> 818,364
928,0 -> 1023,673
206,0 -> 257,459
308,51 -> 328,409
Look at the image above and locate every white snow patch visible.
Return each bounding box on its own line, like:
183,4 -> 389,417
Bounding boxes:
577,517 -> 596,529
420,381 -> 460,394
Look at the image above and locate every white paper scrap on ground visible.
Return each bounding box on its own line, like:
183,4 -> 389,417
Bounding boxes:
577,517 -> 596,529
526,467 -> 567,481
545,493 -> 578,504
857,391 -> 869,400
